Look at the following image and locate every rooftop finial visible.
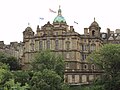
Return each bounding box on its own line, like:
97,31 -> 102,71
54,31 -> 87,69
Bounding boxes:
59,5 -> 61,9
94,17 -> 95,21
58,5 -> 61,16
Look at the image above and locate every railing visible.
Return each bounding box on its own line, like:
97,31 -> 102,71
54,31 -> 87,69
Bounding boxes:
65,69 -> 104,73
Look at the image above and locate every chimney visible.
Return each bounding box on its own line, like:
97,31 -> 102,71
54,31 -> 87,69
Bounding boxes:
70,26 -> 74,32
107,28 -> 110,38
84,28 -> 88,35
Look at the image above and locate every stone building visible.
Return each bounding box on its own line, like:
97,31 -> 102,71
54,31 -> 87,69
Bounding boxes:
0,41 -> 24,64
1,6 -> 120,85
22,7 -> 104,85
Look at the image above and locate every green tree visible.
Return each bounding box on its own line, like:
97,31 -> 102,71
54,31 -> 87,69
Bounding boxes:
0,69 -> 13,89
30,50 -> 68,90
13,71 -> 30,86
0,52 -> 21,71
30,69 -> 62,90
4,79 -> 30,90
88,44 -> 120,90
32,50 -> 65,77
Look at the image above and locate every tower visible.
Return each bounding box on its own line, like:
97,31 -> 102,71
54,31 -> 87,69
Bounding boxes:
89,18 -> 101,37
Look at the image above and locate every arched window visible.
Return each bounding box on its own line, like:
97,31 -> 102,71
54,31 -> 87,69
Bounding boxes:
92,30 -> 95,36
84,64 -> 88,70
91,64 -> 95,70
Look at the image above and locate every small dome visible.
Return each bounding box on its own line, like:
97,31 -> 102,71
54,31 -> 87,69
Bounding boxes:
53,6 -> 66,23
90,18 -> 99,27
91,21 -> 99,26
25,27 -> 33,32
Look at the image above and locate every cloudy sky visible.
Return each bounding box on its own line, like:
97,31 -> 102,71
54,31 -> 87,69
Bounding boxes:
0,0 -> 120,44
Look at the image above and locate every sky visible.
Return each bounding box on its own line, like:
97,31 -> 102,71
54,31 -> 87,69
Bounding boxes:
0,0 -> 120,44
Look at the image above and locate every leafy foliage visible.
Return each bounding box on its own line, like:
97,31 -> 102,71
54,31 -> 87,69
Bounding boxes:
13,71 -> 30,86
32,50 -> 65,77
4,79 -> 29,90
30,69 -> 62,90
0,52 -> 21,71
30,50 -> 67,90
88,44 -> 120,90
0,69 -> 13,87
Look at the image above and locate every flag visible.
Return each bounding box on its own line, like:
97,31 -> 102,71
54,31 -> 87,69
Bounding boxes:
49,8 -> 57,13
74,21 -> 78,24
39,17 -> 44,20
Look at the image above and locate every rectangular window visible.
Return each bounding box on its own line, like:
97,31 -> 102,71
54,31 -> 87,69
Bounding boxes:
46,40 -> 50,49
66,63 -> 69,69
66,53 -> 70,59
82,54 -> 87,61
55,39 -> 59,50
72,75 -> 75,83
39,41 -> 42,50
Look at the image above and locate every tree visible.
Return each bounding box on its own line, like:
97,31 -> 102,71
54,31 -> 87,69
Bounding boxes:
0,52 -> 21,71
13,71 -> 30,86
0,64 -> 13,88
88,44 -> 120,90
32,50 -> 65,77
30,69 -> 62,90
30,50 -> 68,90
4,79 -> 29,90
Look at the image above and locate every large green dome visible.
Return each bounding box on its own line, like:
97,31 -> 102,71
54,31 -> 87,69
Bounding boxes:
53,6 -> 66,23
53,16 -> 66,22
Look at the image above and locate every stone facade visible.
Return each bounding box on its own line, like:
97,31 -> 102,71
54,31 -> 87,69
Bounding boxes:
1,7 -> 120,85
0,41 -> 24,64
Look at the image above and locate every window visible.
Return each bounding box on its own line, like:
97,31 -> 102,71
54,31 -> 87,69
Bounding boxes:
91,44 -> 96,51
83,64 -> 88,70
91,64 -> 95,70
66,53 -> 70,59
82,54 -> 87,61
66,63 -> 69,69
56,32 -> 58,35
30,39 -> 34,51
82,44 -> 88,51
82,75 -> 87,83
39,41 -> 43,50
66,41 -> 70,50
72,75 -> 75,83
46,39 -> 50,49
92,30 -> 95,36
55,39 -> 59,50
30,43 -> 34,51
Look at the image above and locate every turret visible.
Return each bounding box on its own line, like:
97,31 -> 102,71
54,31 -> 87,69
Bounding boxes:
89,18 -> 101,37
23,26 -> 34,42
